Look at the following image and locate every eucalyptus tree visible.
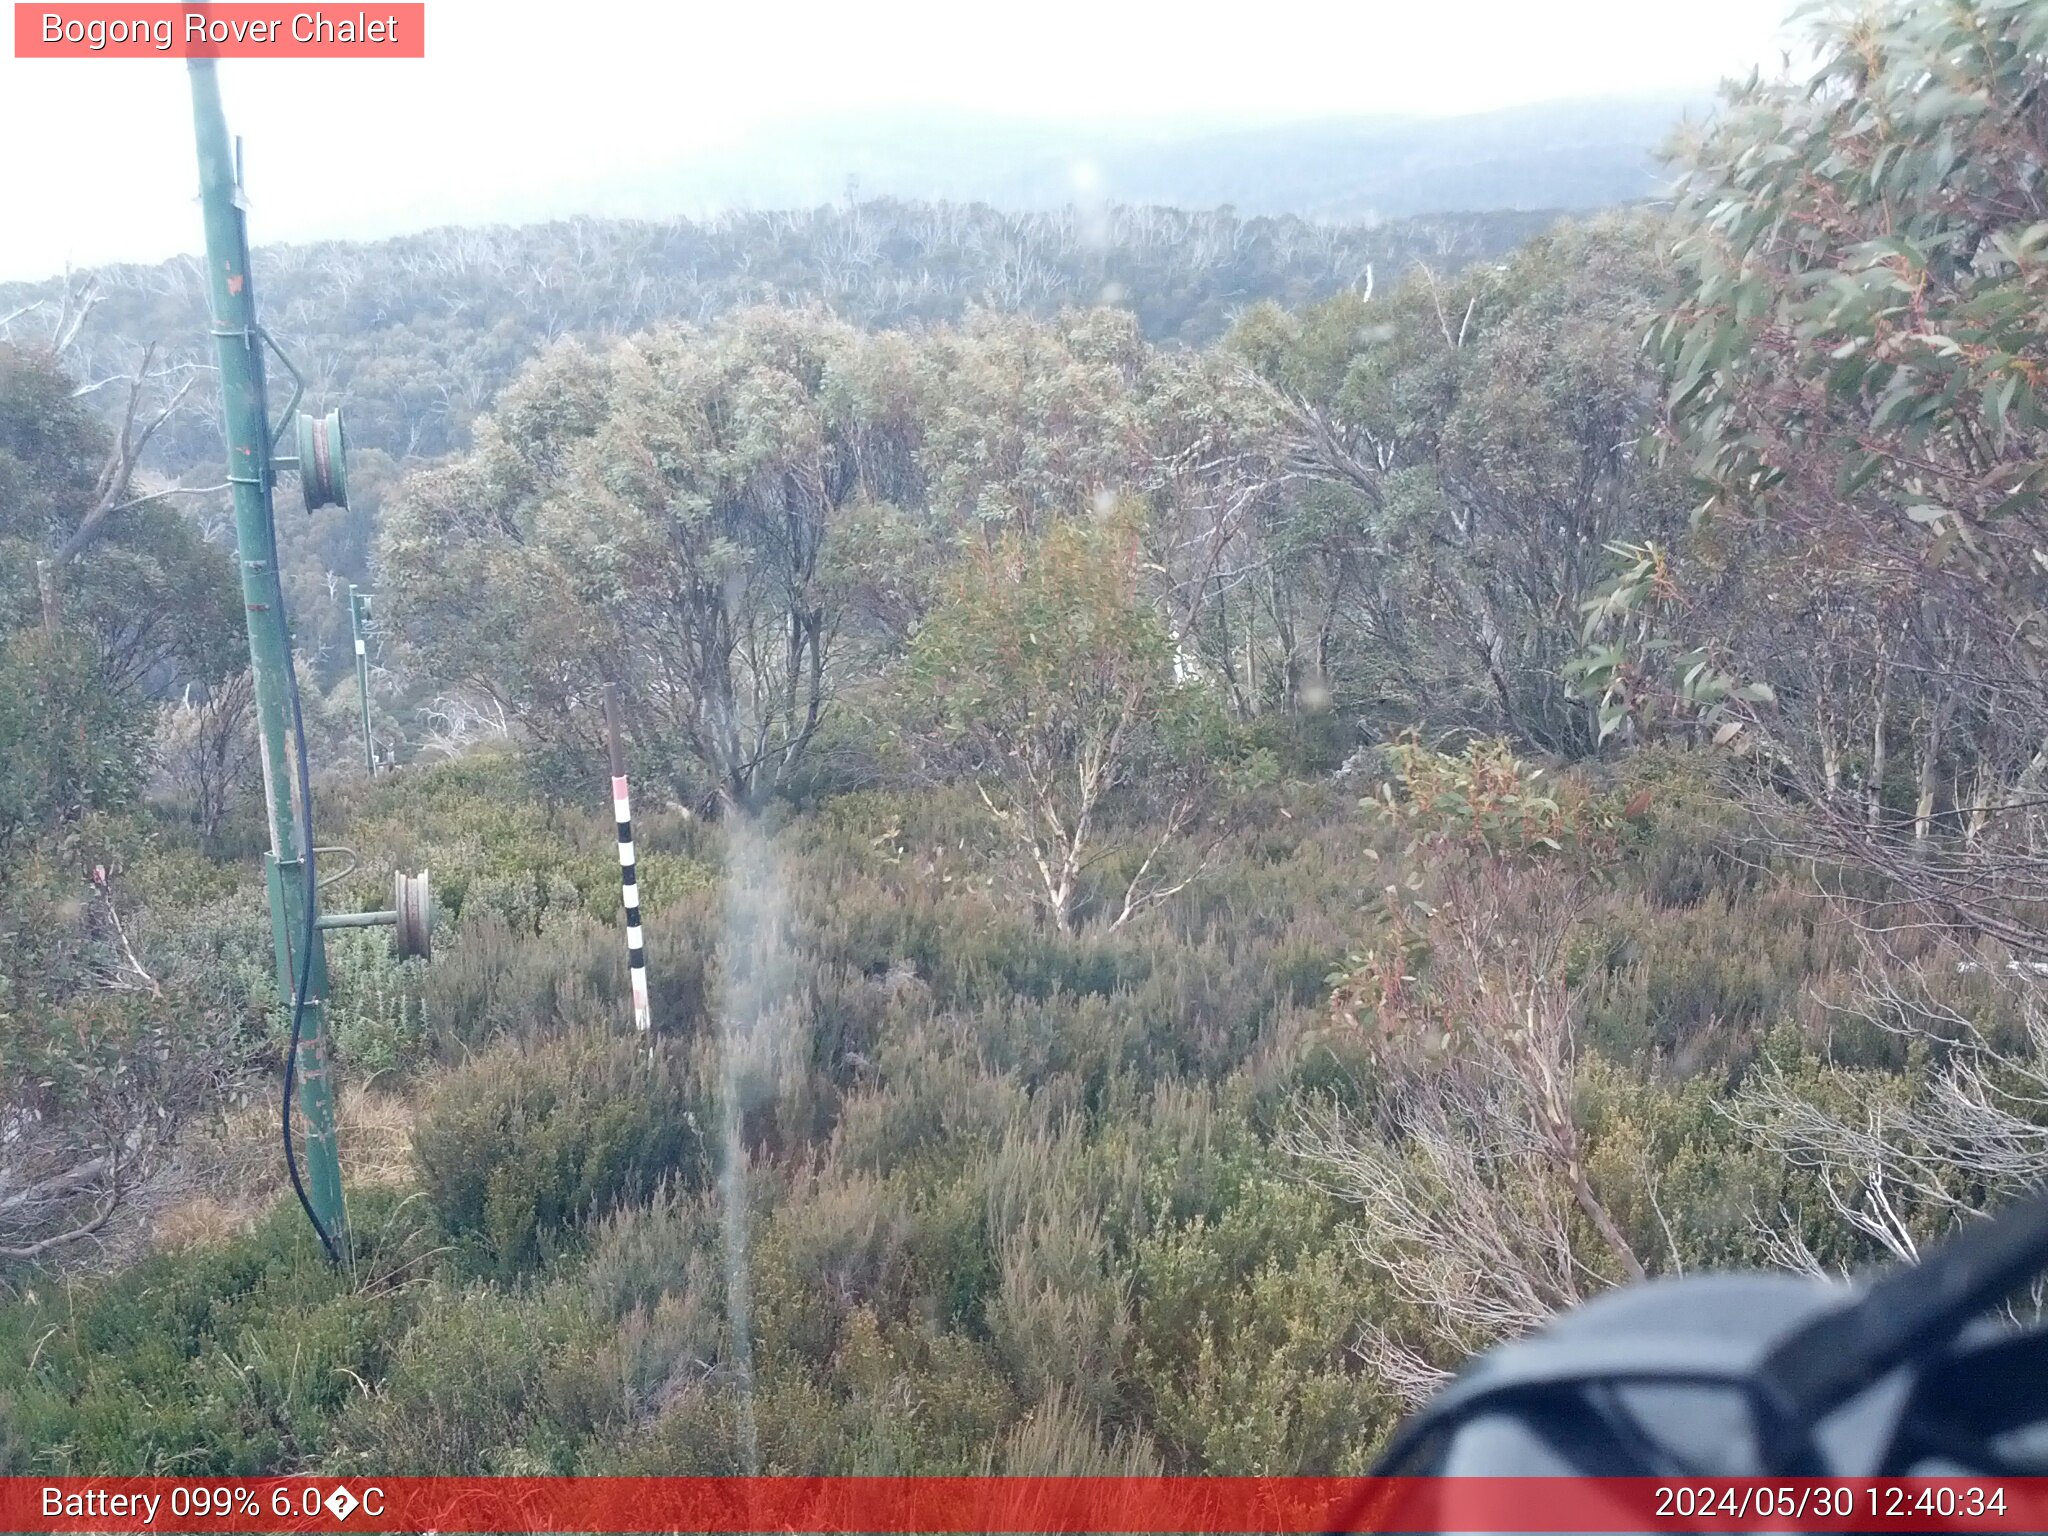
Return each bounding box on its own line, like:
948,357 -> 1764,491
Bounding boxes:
905,508 -> 1220,936
1228,217 -> 1687,751
381,308 -> 926,815
914,307 -> 1154,538
0,344 -> 239,838
1638,0 -> 2048,950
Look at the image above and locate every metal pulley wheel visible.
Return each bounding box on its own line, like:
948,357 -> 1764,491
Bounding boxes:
296,408 -> 350,512
393,869 -> 432,960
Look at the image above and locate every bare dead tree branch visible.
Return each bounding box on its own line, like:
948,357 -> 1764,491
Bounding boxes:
49,272 -> 101,357
1285,860 -> 1645,1408
0,1148 -> 120,1261
53,344 -> 195,568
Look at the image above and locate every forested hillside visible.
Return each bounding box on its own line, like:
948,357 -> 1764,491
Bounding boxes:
0,200 -> 1549,689
7,0 -> 2048,1481
2,200 -> 1549,465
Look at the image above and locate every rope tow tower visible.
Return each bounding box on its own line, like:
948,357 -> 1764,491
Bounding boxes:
188,59 -> 432,1263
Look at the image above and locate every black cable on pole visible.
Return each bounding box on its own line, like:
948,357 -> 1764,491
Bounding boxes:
268,487 -> 340,1267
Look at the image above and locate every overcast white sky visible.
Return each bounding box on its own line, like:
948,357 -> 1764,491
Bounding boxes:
0,0 -> 1800,282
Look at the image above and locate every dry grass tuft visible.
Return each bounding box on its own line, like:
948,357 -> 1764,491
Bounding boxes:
150,1195 -> 258,1253
140,1082 -> 426,1256
341,1084 -> 422,1189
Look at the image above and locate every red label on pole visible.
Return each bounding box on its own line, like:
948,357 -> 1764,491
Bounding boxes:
0,1477 -> 2043,1533
13,4 -> 426,57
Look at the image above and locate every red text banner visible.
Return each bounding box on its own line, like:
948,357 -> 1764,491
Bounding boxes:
14,5 -> 426,58
2,1476 -> 2045,1533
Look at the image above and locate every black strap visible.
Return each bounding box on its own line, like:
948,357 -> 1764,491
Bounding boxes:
1755,1186 -> 2048,1450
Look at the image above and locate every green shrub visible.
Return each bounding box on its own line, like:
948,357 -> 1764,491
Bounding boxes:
7,728 -> 1975,1483
326,930 -> 428,1083
412,1029 -> 710,1279
330,1286 -> 623,1474
0,1187 -> 438,1475
830,1032 -> 1022,1179
0,630 -> 151,841
1132,1174 -> 1392,1472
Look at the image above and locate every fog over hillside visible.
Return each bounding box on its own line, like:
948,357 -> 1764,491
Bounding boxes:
0,93 -> 1692,283
535,94 -> 1697,227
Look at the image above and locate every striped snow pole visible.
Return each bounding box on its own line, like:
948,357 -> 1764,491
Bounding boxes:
604,685 -> 652,1034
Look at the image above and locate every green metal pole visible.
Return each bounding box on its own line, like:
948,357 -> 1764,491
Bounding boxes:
350,585 -> 374,774
189,59 -> 348,1259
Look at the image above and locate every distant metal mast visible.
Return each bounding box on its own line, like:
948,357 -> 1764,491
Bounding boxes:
350,584 -> 374,773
